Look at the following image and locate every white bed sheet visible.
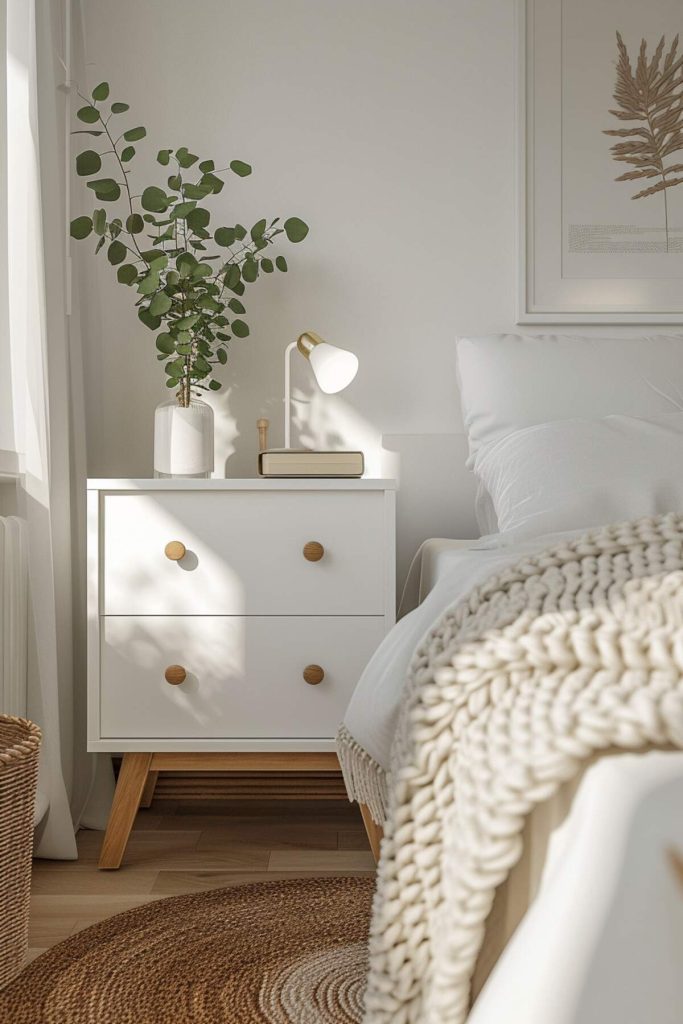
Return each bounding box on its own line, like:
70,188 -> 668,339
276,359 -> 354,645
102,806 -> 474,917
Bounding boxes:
344,529 -> 582,771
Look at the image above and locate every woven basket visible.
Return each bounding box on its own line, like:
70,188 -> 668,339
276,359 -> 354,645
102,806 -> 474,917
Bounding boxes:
0,716 -> 41,989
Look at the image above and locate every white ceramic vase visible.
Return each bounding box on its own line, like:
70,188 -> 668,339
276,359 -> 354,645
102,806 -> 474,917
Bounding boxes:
154,398 -> 214,478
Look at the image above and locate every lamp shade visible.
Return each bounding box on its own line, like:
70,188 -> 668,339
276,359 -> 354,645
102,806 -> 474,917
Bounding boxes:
308,342 -> 359,394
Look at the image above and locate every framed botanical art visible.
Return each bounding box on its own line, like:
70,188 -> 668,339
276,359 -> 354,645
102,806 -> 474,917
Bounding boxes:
518,0 -> 683,323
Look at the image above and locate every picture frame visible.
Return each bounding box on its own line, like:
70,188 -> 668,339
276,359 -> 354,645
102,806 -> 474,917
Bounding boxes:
517,0 -> 683,324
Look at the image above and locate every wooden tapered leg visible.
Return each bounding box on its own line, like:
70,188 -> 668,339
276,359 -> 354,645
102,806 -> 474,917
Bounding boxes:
139,770 -> 159,809
98,753 -> 152,869
359,802 -> 383,864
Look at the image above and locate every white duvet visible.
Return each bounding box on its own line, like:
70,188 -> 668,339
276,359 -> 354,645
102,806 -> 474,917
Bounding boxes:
344,529 -> 683,1024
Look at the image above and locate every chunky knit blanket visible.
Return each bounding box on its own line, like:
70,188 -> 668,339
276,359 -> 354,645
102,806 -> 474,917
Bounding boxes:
338,515 -> 683,1024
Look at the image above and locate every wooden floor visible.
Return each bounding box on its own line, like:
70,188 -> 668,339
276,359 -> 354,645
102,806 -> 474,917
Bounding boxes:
28,798 -> 375,962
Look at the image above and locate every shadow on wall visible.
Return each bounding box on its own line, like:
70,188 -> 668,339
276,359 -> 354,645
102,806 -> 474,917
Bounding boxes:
381,433 -> 479,595
217,374 -> 382,479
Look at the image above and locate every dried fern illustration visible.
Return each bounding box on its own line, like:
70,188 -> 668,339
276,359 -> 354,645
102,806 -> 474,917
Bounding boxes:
604,32 -> 683,251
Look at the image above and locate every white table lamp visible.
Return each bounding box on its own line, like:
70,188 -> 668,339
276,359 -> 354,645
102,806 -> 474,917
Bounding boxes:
283,331 -> 359,448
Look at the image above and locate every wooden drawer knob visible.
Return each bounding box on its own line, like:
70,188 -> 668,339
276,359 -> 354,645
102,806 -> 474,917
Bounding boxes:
303,664 -> 325,685
303,541 -> 324,562
164,664 -> 187,685
165,540 -> 186,562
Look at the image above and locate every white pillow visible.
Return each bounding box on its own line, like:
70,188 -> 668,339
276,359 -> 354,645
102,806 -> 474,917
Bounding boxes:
474,411 -> 683,539
456,333 -> 683,465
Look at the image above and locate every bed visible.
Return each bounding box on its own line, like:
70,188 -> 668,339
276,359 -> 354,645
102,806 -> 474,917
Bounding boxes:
338,333 -> 683,1024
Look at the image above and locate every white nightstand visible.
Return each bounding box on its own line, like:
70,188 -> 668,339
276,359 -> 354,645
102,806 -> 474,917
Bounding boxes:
87,478 -> 396,867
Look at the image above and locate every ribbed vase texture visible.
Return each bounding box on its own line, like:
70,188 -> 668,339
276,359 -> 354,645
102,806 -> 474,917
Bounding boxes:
154,399 -> 214,478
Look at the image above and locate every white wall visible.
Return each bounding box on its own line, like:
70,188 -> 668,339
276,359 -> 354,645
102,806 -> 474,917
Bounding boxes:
78,0 -> 518,569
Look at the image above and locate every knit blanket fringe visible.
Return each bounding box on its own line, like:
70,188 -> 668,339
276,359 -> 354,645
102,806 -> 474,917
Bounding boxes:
361,514 -> 683,1024
336,724 -> 388,824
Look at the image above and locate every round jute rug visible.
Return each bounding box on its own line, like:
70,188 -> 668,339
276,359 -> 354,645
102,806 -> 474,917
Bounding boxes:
0,876 -> 374,1023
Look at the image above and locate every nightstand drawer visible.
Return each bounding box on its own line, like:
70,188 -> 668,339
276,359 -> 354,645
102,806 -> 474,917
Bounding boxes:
100,615 -> 385,739
102,490 -> 386,615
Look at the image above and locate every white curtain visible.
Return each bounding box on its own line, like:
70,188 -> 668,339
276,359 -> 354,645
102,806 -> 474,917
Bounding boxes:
2,0 -> 113,859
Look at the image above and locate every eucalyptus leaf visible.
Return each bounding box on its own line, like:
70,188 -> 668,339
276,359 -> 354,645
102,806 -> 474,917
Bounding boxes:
228,298 -> 245,314
123,126 -> 146,142
137,271 -> 160,295
93,208 -> 107,235
148,253 -> 169,271
176,252 -> 198,275
156,333 -> 175,354
77,105 -> 99,124
141,186 -> 169,212
76,150 -> 102,176
107,240 -> 127,265
95,235 -> 106,254
241,259 -> 258,284
224,265 -> 241,289
209,380 -> 222,391
194,355 -> 211,374
184,182 -> 212,200
170,201 -> 197,220
175,147 -> 198,168
70,215 -> 92,239
284,217 -> 309,243
187,207 -> 210,231
157,149 -> 172,166
138,307 -> 162,330
117,264 -> 138,285
217,348 -> 228,364
120,146 -> 135,162
175,313 -> 200,330
199,159 -> 214,173
276,255 -> 288,272
231,319 -> 249,338
92,82 -> 110,101
230,160 -> 252,177
149,291 -> 172,316
261,257 -> 274,273
251,219 -> 266,240
126,213 -> 144,234
111,101 -> 129,113
200,173 -> 224,194
87,178 -> 121,201
214,227 -> 236,247
166,358 -> 185,378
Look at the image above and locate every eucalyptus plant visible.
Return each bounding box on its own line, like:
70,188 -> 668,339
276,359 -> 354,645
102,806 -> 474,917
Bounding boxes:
70,81 -> 309,406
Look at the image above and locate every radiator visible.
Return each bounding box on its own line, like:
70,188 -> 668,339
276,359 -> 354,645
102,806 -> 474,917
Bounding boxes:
0,517 -> 28,717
